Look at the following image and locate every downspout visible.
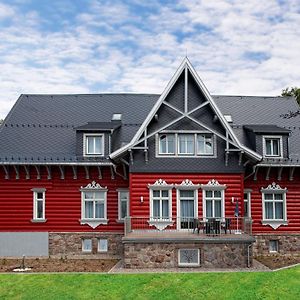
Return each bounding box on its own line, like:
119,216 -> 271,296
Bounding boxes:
244,165 -> 257,181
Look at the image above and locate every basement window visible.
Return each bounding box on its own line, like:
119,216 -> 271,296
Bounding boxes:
82,239 -> 92,253
98,239 -> 108,252
269,240 -> 279,253
178,249 -> 200,267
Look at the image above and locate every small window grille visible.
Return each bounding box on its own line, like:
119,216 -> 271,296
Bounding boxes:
178,249 -> 200,267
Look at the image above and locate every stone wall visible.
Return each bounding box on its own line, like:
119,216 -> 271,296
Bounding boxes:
123,241 -> 252,269
49,232 -> 123,258
253,234 -> 300,256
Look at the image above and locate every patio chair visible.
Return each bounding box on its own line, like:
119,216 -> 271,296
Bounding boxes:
223,218 -> 232,234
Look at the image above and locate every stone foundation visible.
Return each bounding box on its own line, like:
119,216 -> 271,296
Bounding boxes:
49,232 -> 123,258
253,234 -> 300,256
123,239 -> 253,269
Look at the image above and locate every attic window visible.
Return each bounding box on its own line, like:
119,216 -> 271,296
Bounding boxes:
224,115 -> 233,123
84,134 -> 104,156
112,113 -> 122,121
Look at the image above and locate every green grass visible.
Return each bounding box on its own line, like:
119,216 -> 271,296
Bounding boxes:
0,266 -> 299,300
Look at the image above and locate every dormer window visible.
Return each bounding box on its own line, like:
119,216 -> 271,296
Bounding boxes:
263,136 -> 282,158
159,134 -> 175,154
197,134 -> 213,155
178,134 -> 194,155
84,134 -> 104,156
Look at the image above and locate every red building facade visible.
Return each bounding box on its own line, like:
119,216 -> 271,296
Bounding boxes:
0,58 -> 299,267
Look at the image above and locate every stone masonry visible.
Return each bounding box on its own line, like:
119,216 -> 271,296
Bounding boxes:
49,232 -> 123,258
123,239 -> 253,268
253,234 -> 300,256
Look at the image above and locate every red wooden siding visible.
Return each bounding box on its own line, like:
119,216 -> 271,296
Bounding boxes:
129,173 -> 244,219
0,166 -> 128,232
245,168 -> 300,234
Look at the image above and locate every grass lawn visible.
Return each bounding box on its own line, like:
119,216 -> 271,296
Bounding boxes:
0,266 -> 299,300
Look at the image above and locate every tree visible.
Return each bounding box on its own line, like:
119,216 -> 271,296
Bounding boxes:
281,87 -> 300,105
280,87 -> 300,118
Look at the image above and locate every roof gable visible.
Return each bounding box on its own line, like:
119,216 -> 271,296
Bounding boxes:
110,58 -> 262,161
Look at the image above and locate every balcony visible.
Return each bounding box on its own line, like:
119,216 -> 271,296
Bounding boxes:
124,216 -> 252,240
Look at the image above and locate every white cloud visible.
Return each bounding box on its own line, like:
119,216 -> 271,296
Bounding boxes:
0,0 -> 299,119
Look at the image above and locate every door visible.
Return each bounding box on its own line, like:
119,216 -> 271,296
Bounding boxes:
178,190 -> 196,229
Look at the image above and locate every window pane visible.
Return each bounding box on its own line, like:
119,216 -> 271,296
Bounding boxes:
121,200 -> 128,219
94,137 -> 102,154
162,190 -> 168,198
167,135 -> 175,153
272,139 -> 279,156
264,193 -> 273,200
95,201 -> 104,218
275,202 -> 283,219
94,191 -> 104,200
162,200 -> 169,218
153,190 -> 160,198
274,193 -> 283,200
159,135 -> 167,153
83,239 -> 92,251
186,136 -> 194,154
214,191 -> 221,198
37,192 -> 43,199
85,201 -> 93,218
206,200 -> 213,218
179,136 -> 186,153
206,190 -> 213,198
37,200 -> 43,219
87,137 -> 94,153
266,139 -> 272,155
244,202 -> 249,217
180,190 -> 194,198
84,192 -> 93,199
205,137 -> 213,154
153,200 -> 160,218
197,135 -> 205,154
214,200 -> 221,218
120,191 -> 128,200
265,202 -> 274,219
180,200 -> 194,218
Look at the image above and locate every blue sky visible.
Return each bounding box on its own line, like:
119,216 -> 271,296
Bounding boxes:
0,0 -> 299,118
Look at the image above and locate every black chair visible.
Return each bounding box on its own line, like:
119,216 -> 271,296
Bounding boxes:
223,218 -> 232,234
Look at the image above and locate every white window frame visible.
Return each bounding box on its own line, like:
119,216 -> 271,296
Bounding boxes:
158,134 -> 175,155
269,240 -> 279,253
148,180 -> 174,230
31,188 -> 46,222
83,133 -> 104,157
262,135 -> 283,158
149,189 -> 172,221
202,190 -> 224,220
98,239 -> 108,252
261,183 -> 288,229
156,131 -> 215,158
196,133 -> 214,155
117,189 -> 129,221
80,181 -> 108,229
178,133 -> 195,155
82,239 -> 92,253
244,189 -> 252,218
178,249 -> 200,267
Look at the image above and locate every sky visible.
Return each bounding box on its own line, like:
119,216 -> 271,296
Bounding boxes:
0,0 -> 299,119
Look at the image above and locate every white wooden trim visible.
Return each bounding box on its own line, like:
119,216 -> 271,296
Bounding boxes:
244,190 -> 252,218
83,133 -> 105,157
32,188 -> 46,221
117,189 -> 129,221
149,188 -> 173,220
262,135 -> 283,158
110,57 -> 262,161
202,189 -> 225,220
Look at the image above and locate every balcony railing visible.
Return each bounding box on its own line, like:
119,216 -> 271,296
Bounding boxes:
124,216 -> 252,236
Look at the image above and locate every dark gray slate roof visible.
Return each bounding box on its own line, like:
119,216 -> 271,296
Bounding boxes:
0,93 -> 299,165
214,95 -> 300,165
243,125 -> 291,134
0,94 -> 159,163
75,121 -> 121,131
